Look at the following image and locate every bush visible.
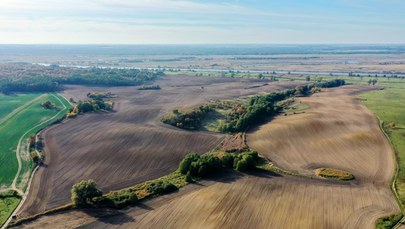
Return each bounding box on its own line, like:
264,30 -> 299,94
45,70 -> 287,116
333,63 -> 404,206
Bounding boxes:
236,159 -> 249,172
162,105 -> 214,130
71,180 -> 103,206
146,180 -> 178,195
185,171 -> 193,182
92,196 -> 115,208
221,153 -> 236,168
92,190 -> 139,209
376,213 -> 403,229
179,152 -> 200,174
189,155 -> 222,177
41,100 -> 58,110
0,190 -> 20,198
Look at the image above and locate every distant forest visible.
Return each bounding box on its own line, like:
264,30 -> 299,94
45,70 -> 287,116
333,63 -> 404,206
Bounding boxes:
0,63 -> 164,93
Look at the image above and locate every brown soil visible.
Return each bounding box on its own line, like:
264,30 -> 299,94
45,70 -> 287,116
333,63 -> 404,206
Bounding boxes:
14,172 -> 397,229
15,84 -> 400,229
220,133 -> 248,153
17,75 -> 302,218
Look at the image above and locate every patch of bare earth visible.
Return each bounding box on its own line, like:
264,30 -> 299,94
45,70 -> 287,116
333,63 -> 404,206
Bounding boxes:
220,133 -> 248,153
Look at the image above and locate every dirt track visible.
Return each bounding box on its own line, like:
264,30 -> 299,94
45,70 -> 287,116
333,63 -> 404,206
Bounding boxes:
17,75 -> 302,218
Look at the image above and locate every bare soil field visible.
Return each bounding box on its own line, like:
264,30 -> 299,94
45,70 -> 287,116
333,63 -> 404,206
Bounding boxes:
14,172 -> 397,229
17,75 -> 303,218
248,85 -> 394,184
15,84 -> 399,229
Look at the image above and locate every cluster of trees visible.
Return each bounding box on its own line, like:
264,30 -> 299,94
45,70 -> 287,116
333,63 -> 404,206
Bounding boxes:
71,178 -> 178,209
71,180 -> 138,208
41,100 -> 58,110
92,190 -> 138,209
86,92 -> 114,100
179,151 -> 259,179
28,135 -> 44,165
368,79 -> 378,85
0,64 -> 164,94
219,79 -> 345,132
161,104 -> 214,130
67,93 -> 113,118
138,85 -> 161,90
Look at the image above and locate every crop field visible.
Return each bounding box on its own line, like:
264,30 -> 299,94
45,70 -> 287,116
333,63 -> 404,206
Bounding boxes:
0,94 -> 39,120
16,75 -> 304,218
12,77 -> 400,229
0,93 -> 71,188
13,172 -> 398,229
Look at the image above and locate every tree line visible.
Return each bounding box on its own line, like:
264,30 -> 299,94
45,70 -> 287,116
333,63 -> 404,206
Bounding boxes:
0,64 -> 164,94
219,79 -> 345,132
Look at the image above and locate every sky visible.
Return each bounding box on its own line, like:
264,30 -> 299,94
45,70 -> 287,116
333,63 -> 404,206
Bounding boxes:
0,0 -> 404,44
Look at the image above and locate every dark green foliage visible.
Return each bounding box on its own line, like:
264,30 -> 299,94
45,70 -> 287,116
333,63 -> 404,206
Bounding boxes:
179,152 -> 200,174
162,104 -> 214,130
0,190 -> 20,198
219,80 -> 345,132
221,153 -> 236,168
236,152 -> 258,172
0,64 -> 164,93
75,95 -> 113,114
91,196 -> 114,208
315,79 -> 345,88
41,100 -> 58,110
179,150 -> 260,177
146,180 -> 178,195
77,101 -> 95,113
189,154 -> 222,177
376,213 -> 403,229
71,180 -> 103,206
87,92 -> 113,100
185,171 -> 193,182
92,190 -> 138,209
236,159 -> 249,172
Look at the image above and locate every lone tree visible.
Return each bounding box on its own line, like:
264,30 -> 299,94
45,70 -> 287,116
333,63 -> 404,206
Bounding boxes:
71,179 -> 102,206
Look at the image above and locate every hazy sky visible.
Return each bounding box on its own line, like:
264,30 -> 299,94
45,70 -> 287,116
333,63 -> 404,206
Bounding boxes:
0,0 -> 404,44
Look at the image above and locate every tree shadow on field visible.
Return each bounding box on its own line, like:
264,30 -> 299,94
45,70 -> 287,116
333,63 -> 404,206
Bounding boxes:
81,208 -> 134,225
137,203 -> 153,211
246,168 -> 282,179
203,170 -> 243,183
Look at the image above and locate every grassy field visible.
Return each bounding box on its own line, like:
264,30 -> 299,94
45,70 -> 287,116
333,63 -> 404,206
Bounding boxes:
0,196 -> 20,225
0,93 -> 71,226
0,93 -> 71,188
359,85 -> 405,206
0,94 -> 39,120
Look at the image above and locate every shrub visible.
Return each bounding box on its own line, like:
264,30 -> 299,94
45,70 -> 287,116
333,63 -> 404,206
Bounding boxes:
179,152 -> 200,174
236,159 -> 249,172
41,100 -> 58,110
103,190 -> 138,208
221,153 -> 236,168
92,196 -> 115,208
185,171 -> 193,182
71,180 -> 103,206
189,155 -> 222,177
376,213 -> 403,229
146,180 -> 178,195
